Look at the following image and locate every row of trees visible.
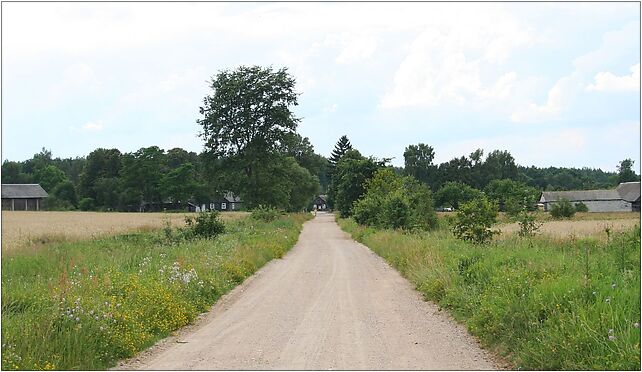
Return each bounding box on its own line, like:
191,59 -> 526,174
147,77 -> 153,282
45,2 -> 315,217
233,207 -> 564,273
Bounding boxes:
2,65 -> 639,214
403,144 -> 638,193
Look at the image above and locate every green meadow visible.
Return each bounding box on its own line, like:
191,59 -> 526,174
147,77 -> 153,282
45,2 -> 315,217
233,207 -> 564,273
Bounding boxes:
1,213 -> 310,370
339,218 -> 641,370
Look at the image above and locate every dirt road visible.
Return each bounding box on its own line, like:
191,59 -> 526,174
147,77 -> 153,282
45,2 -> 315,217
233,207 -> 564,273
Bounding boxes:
122,213 -> 497,370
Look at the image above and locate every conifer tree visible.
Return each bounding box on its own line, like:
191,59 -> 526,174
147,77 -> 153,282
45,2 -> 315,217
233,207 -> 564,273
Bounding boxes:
328,135 -> 353,167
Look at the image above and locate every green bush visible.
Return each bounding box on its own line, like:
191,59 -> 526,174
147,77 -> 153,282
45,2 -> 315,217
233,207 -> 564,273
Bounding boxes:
352,168 -> 438,231
452,196 -> 499,244
575,201 -> 589,212
184,211 -> 225,239
517,211 -> 543,237
251,205 -> 281,222
382,191 -> 410,230
550,199 -> 576,219
78,197 -> 95,211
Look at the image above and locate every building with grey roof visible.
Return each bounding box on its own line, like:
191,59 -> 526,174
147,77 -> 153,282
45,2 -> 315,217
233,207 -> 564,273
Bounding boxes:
1,184 -> 49,211
539,182 -> 640,212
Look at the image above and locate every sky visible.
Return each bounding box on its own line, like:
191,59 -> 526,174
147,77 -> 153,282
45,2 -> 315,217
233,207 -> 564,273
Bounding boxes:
2,2 -> 640,172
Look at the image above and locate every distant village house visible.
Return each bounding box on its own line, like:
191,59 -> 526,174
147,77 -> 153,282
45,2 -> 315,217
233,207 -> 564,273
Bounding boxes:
539,182 -> 640,213
313,195 -> 327,211
1,184 -> 49,211
204,193 -> 242,212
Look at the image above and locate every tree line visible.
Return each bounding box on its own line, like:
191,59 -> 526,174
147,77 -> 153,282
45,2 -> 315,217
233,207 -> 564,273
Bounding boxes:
1,65 -> 638,213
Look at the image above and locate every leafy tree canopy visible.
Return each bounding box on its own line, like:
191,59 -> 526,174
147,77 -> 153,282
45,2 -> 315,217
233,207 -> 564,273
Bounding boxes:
404,143 -> 436,186
618,159 -> 639,183
198,65 -> 300,158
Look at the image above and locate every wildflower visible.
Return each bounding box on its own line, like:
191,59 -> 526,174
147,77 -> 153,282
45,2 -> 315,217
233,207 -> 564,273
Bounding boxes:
608,335 -> 616,341
75,317 -> 80,322
592,291 -> 597,296
611,283 -> 616,289
605,298 -> 611,304
95,316 -> 99,320
608,329 -> 614,334
634,322 -> 640,328
104,301 -> 109,307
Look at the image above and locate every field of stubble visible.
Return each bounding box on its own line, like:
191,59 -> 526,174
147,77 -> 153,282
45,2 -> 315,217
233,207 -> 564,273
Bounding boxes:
1,211 -> 248,252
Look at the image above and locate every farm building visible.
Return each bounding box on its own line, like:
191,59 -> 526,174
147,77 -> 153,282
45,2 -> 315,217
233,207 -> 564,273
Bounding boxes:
207,193 -> 242,212
1,184 -> 48,211
539,182 -> 640,212
312,195 -> 327,211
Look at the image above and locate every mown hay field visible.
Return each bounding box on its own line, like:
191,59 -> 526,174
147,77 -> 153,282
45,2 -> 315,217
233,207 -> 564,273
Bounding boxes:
1,211 -> 248,252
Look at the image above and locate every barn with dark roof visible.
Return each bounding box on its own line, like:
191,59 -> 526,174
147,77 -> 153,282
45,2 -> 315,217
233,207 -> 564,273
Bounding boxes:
1,184 -> 49,211
539,182 -> 640,212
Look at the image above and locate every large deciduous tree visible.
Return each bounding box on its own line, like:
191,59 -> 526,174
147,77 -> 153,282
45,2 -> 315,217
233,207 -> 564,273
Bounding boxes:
197,66 -> 300,205
34,165 -> 67,192
434,181 -> 483,209
403,143 -> 436,188
78,148 -> 122,200
617,159 -> 639,183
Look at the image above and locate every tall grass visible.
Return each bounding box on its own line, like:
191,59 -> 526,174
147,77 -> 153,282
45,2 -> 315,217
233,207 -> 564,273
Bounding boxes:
339,218 -> 641,370
1,214 -> 310,370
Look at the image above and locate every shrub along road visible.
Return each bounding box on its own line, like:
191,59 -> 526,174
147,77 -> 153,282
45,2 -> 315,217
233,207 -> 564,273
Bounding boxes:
122,213 -> 497,370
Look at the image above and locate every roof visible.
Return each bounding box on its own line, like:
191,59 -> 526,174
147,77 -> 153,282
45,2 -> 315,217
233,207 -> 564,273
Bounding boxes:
616,182 -> 641,202
1,184 -> 49,199
314,195 -> 327,202
540,189 -> 620,203
223,192 -> 242,203
540,182 -> 641,203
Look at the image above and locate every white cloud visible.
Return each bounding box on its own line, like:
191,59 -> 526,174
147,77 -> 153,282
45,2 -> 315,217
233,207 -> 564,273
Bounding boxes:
332,33 -> 378,64
586,63 -> 640,92
380,5 -> 534,110
82,121 -> 104,132
511,21 -> 640,123
45,62 -> 101,106
323,103 -> 339,113
573,22 -> 640,72
511,73 -> 582,122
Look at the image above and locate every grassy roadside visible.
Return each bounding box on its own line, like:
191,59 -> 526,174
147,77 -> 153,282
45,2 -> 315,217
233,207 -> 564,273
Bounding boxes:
1,213 -> 311,370
338,217 -> 641,370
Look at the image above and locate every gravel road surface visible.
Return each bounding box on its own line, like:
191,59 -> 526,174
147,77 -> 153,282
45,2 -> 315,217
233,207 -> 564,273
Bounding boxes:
121,212 -> 498,370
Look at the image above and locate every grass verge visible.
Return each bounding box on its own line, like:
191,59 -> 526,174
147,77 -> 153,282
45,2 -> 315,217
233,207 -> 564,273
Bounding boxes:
1,213 -> 310,370
338,217 -> 641,370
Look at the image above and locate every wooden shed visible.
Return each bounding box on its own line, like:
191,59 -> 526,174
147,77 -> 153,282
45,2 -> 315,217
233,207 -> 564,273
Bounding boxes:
1,184 -> 49,211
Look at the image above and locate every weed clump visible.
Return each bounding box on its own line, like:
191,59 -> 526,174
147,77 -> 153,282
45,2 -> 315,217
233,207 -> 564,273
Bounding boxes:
517,211 -> 543,238
184,211 -> 225,239
251,205 -> 281,222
